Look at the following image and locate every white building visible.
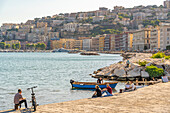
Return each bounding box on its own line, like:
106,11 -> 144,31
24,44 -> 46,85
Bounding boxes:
156,12 -> 168,20
82,39 -> 92,51
133,12 -> 146,20
150,26 -> 160,50
119,18 -> 130,26
160,23 -> 170,49
52,20 -> 64,26
164,0 -> 170,8
92,16 -> 104,22
63,23 -> 78,32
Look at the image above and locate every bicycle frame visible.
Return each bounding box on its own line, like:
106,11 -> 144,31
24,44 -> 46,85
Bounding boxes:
27,86 -> 37,111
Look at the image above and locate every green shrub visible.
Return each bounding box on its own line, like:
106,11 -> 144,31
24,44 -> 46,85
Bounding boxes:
165,55 -> 170,60
151,52 -> 165,58
145,65 -> 164,78
138,60 -> 148,66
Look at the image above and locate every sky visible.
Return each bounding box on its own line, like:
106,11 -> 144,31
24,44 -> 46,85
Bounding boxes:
0,0 -> 164,26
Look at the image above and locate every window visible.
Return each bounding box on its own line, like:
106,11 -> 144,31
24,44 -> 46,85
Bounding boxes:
167,28 -> 170,31
167,37 -> 169,40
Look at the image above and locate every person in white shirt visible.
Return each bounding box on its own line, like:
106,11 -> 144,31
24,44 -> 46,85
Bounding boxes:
125,81 -> 136,91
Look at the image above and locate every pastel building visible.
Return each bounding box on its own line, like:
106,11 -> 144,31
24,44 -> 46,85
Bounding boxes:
115,33 -> 129,51
91,36 -> 100,51
99,36 -> 105,51
51,39 -> 75,49
150,26 -> 160,50
160,23 -> 170,49
73,40 -> 83,50
127,33 -> 133,51
104,34 -> 111,51
66,40 -> 75,49
132,28 -> 151,51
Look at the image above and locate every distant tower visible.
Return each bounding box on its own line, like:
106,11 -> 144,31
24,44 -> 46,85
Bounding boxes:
164,0 -> 170,8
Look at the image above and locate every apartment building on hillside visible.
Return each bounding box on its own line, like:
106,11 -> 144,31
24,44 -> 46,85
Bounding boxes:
132,28 -> 151,51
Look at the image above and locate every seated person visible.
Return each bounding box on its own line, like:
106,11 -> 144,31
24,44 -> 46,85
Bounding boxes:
102,84 -> 113,96
126,60 -> 130,68
130,81 -> 136,90
97,77 -> 103,84
92,85 -> 102,98
125,81 -> 131,90
14,89 -> 27,109
125,81 -> 136,91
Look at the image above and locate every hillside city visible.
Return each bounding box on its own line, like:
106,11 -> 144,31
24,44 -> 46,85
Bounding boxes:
0,0 -> 170,51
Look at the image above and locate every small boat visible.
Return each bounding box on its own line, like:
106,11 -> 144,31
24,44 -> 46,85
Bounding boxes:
70,80 -> 118,89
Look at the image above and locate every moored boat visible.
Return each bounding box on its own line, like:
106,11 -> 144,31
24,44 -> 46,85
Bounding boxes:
70,80 -> 118,89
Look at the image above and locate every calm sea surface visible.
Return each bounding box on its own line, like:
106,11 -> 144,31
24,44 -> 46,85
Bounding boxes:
0,53 -> 124,110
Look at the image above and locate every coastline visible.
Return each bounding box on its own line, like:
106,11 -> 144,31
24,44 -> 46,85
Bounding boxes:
1,82 -> 170,113
0,53 -> 122,111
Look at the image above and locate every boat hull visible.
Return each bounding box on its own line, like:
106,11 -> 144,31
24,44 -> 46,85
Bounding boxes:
71,81 -> 118,89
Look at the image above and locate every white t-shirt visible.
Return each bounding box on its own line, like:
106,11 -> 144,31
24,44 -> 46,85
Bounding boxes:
130,83 -> 135,90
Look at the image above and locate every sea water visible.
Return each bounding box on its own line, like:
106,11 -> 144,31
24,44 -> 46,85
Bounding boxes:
0,52 -> 124,110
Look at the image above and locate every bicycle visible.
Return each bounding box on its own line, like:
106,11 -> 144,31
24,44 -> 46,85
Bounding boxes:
27,86 -> 38,111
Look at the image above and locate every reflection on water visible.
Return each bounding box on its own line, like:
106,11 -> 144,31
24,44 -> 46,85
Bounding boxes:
0,53 -> 123,110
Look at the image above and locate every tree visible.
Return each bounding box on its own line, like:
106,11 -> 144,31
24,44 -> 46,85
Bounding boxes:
12,44 -> 16,49
166,45 -> 170,50
168,12 -> 170,16
142,19 -> 160,27
31,44 -> 35,50
15,43 -> 21,50
155,19 -> 160,26
40,43 -> 46,50
35,43 -> 41,50
118,16 -> 123,20
6,44 -> 10,49
159,5 -> 164,8
152,5 -> 158,8
0,42 -> 6,49
26,43 -> 31,50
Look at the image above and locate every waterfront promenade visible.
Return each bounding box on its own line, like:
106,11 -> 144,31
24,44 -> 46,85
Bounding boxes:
1,82 -> 170,113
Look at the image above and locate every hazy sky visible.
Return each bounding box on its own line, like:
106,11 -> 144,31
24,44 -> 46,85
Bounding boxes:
0,0 -> 164,26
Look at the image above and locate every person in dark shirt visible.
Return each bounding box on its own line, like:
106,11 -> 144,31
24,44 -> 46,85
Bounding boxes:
102,84 -> 113,96
97,77 -> 103,84
92,85 -> 102,98
14,89 -> 27,109
126,60 -> 130,68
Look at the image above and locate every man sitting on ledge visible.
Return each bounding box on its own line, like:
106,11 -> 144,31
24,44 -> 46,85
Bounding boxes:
14,89 -> 27,110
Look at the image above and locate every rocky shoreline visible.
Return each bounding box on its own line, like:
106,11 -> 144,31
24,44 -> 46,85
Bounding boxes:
91,53 -> 170,81
80,52 -> 100,55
